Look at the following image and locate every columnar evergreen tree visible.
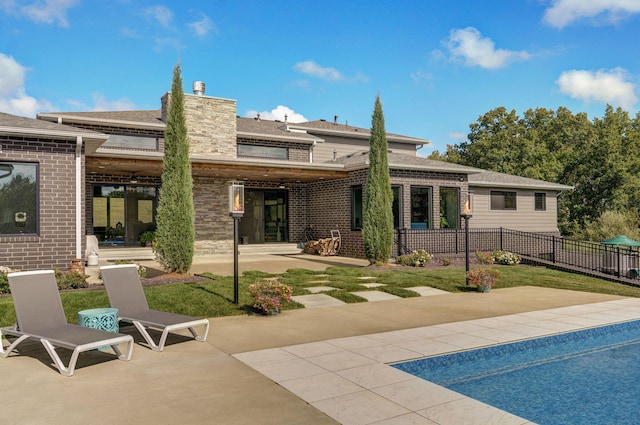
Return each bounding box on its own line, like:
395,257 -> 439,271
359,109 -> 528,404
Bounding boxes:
154,64 -> 194,273
363,95 -> 394,264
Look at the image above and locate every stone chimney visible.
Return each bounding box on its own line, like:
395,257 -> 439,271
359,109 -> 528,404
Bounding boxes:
160,84 -> 237,158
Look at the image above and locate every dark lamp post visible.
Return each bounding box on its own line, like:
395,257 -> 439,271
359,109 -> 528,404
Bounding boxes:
460,196 -> 473,285
229,182 -> 245,304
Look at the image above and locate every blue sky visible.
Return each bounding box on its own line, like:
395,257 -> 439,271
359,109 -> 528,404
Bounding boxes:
1,0 -> 639,155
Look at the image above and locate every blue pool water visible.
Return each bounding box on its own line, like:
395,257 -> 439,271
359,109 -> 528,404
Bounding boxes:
393,320 -> 640,425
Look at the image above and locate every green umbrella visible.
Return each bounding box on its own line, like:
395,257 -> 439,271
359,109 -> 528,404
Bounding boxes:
601,235 -> 640,247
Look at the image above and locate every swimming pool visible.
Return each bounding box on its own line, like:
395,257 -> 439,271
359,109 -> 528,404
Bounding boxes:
393,320 -> 640,425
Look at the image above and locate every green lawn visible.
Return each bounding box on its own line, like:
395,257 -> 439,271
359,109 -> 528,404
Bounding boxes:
1,264 -> 639,327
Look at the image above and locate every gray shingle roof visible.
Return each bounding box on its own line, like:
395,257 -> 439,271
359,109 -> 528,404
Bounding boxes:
469,170 -> 573,190
38,110 -> 163,126
236,117 -> 320,143
292,120 -> 429,145
331,151 -> 482,173
0,112 -> 104,136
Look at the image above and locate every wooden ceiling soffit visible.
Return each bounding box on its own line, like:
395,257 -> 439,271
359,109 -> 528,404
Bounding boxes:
86,157 -> 347,182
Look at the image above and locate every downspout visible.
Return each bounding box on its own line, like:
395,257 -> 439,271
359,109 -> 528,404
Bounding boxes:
76,136 -> 83,260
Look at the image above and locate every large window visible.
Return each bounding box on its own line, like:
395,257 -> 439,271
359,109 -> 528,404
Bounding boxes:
351,186 -> 363,230
238,144 -> 288,160
102,134 -> 159,150
439,187 -> 459,228
411,186 -> 432,229
535,193 -> 546,211
0,162 -> 38,235
491,191 -> 517,210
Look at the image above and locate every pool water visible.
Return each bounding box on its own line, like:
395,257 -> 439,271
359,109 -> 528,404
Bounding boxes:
393,320 -> 640,425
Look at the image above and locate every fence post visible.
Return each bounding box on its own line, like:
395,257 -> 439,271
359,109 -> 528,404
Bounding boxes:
617,246 -> 621,278
397,228 -> 403,257
500,228 -> 504,251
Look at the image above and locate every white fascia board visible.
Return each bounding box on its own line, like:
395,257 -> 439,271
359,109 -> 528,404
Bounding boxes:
469,181 -> 574,191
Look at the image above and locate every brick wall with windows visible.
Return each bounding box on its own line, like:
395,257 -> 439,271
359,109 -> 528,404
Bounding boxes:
307,169 -> 469,258
0,135 -> 83,270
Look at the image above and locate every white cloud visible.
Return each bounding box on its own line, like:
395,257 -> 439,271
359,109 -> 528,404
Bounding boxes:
245,105 -> 307,123
448,132 -> 467,141
0,53 -> 52,116
89,94 -> 135,111
1,0 -> 79,27
293,61 -> 342,81
188,14 -> 216,38
410,69 -> 433,85
543,0 -> 640,28
556,68 -> 637,110
143,5 -> 173,28
444,27 -> 531,69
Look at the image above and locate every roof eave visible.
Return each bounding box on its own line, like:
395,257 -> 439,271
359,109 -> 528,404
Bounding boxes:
236,131 -> 322,144
469,181 -> 574,191
37,113 -> 166,131
288,124 -> 430,146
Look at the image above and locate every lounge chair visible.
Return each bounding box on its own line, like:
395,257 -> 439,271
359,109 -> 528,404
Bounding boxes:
100,264 -> 210,352
0,270 -> 134,377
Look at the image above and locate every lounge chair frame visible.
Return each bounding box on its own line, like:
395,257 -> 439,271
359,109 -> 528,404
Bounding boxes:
100,264 -> 210,352
0,270 -> 133,377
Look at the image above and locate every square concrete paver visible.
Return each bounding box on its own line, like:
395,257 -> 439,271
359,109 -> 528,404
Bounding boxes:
351,290 -> 402,302
292,294 -> 346,307
360,282 -> 386,288
306,286 -> 338,293
407,286 -> 450,296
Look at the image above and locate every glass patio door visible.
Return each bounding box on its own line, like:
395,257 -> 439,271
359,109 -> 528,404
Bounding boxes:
92,184 -> 157,246
239,190 -> 288,244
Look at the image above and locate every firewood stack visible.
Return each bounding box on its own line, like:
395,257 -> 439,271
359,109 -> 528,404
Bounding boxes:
303,236 -> 340,256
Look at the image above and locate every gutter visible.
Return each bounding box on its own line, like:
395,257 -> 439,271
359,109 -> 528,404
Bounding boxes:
75,136 -> 83,260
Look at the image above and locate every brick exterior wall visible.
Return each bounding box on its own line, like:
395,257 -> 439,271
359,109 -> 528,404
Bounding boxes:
307,169 -> 470,259
162,93 -> 237,157
0,135 -> 83,270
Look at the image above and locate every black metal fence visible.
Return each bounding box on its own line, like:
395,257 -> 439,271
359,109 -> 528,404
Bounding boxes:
394,228 -> 640,285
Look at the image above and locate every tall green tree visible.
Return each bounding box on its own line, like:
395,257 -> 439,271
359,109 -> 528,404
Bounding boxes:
363,95 -> 394,264
154,64 -> 194,273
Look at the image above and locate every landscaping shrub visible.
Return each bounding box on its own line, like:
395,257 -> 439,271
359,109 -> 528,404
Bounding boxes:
492,249 -> 521,265
395,249 -> 433,267
475,251 -> 495,264
54,268 -> 89,290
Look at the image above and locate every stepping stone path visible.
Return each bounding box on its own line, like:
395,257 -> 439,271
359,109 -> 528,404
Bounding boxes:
359,283 -> 386,288
407,286 -> 450,296
306,286 -> 340,294
289,278 -> 451,309
292,294 -> 346,307
350,291 -> 401,302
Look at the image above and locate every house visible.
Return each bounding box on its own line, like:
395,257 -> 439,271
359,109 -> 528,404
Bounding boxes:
0,83 -> 571,270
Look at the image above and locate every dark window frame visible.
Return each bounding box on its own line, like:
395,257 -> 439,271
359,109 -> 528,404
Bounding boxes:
410,186 -> 432,229
491,191 -> 517,210
534,192 -> 547,211
351,185 -> 363,231
237,144 -> 288,160
0,161 -> 39,236
392,185 -> 402,229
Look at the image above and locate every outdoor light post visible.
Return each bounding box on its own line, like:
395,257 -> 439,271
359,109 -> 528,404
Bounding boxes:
229,182 -> 245,304
460,194 -> 473,285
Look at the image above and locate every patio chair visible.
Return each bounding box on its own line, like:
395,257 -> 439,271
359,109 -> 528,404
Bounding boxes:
100,264 -> 210,352
0,270 -> 134,377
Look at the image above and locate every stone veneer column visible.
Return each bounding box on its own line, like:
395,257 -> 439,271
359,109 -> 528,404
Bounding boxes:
161,92 -> 237,157
161,90 -> 238,256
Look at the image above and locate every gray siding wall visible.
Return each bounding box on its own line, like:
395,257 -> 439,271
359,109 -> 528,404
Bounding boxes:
312,134 -> 417,163
0,135 -> 83,270
470,187 -> 560,232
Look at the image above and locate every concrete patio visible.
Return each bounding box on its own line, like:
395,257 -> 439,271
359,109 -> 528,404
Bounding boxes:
1,254 -> 635,424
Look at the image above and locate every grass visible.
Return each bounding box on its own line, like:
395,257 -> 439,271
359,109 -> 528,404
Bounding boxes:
1,264 -> 640,327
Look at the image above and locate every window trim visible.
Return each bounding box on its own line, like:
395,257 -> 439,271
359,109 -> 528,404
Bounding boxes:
237,144 -> 289,160
410,186 -> 432,229
351,185 -> 363,231
392,185 -> 403,229
0,161 -> 39,236
490,190 -> 517,210
534,192 -> 547,211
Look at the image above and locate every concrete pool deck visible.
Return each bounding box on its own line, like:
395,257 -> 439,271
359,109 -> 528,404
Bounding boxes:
2,253 -> 638,424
